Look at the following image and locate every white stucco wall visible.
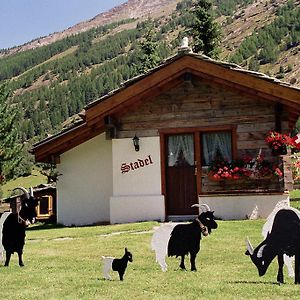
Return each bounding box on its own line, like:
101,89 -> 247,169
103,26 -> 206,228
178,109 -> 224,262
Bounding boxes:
56,134 -> 112,226
110,136 -> 165,223
200,193 -> 290,220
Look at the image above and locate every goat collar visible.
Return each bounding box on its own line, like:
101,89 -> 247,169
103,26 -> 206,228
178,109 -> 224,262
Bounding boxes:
17,213 -> 29,226
195,218 -> 209,236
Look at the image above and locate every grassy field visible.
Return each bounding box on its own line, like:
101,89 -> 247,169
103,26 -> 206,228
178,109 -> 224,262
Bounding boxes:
1,168 -> 47,199
0,220 -> 299,300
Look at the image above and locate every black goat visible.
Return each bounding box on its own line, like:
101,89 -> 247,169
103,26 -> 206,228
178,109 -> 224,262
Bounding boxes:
0,187 -> 38,267
245,207 -> 300,284
102,248 -> 133,281
151,204 -> 218,271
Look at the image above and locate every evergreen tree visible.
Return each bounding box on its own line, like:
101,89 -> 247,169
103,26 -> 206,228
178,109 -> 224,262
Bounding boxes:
136,20 -> 161,74
190,0 -> 222,58
248,56 -> 260,72
0,84 -> 23,183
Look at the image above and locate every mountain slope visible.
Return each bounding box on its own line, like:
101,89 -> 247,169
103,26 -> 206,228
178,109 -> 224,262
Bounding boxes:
0,0 -> 299,178
1,0 -> 181,57
220,0 -> 300,85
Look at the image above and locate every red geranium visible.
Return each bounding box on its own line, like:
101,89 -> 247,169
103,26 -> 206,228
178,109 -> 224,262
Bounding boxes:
208,153 -> 283,180
265,131 -> 297,151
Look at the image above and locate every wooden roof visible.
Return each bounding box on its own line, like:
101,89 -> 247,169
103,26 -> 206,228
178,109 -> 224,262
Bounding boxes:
32,52 -> 300,163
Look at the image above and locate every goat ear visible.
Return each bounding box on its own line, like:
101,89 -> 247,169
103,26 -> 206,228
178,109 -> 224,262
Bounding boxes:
125,247 -> 128,252
245,250 -> 250,256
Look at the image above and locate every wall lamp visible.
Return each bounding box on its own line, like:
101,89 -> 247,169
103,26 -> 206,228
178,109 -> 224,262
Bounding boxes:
133,134 -> 140,152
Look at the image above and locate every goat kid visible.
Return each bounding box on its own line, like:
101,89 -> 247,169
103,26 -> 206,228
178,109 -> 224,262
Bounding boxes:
151,204 -> 218,272
102,248 -> 133,281
0,187 -> 38,267
245,206 -> 300,284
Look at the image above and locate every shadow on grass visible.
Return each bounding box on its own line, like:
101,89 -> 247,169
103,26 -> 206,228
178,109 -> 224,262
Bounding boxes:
230,280 -> 280,285
27,223 -> 65,231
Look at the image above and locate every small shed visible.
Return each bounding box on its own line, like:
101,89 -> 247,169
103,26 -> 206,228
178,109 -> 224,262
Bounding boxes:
3,184 -> 57,223
31,50 -> 300,225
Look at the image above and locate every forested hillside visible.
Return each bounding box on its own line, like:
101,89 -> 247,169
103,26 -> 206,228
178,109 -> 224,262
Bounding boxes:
1,0 -> 300,179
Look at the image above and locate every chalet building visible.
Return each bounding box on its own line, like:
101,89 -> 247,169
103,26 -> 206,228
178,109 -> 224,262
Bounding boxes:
32,45 -> 300,226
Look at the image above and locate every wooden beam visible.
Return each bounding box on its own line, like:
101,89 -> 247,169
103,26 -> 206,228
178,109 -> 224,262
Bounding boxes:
275,103 -> 283,132
34,121 -> 105,162
159,125 -> 237,135
183,56 -> 300,105
87,76 -> 183,127
85,65 -> 189,122
189,69 -> 300,109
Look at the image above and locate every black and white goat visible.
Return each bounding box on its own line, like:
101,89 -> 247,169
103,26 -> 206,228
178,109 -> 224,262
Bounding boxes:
151,204 -> 218,272
0,187 -> 38,267
102,248 -> 133,281
245,204 -> 300,284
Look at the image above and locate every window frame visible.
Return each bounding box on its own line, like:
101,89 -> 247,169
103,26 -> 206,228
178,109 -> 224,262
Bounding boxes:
200,130 -> 233,167
159,125 -> 237,197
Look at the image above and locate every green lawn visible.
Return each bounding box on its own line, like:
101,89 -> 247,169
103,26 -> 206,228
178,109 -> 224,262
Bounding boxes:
0,220 -> 299,299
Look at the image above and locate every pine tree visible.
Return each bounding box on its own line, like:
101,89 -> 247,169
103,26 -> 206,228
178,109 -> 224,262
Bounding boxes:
248,56 -> 260,72
190,0 -> 222,58
136,20 -> 161,74
0,84 -> 23,183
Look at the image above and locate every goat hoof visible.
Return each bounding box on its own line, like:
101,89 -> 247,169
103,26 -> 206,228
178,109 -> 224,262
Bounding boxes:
277,278 -> 283,285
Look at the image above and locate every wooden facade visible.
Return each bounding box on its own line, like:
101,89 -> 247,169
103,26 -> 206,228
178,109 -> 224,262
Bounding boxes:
116,76 -> 285,196
31,53 -> 300,220
32,54 -> 300,163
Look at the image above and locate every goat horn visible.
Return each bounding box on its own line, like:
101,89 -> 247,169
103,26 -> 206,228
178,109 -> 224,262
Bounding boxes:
246,237 -> 254,255
191,203 -> 211,213
29,187 -> 34,197
200,204 -> 211,212
13,187 -> 29,199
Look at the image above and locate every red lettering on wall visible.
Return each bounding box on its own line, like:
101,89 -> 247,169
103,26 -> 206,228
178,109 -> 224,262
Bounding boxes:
120,155 -> 154,174
121,163 -> 131,174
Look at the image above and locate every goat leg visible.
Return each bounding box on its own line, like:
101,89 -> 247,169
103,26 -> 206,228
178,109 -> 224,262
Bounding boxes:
4,252 -> 12,267
179,256 -> 186,270
277,254 -> 284,284
118,270 -> 124,281
295,254 -> 300,284
190,252 -> 197,271
18,250 -> 24,267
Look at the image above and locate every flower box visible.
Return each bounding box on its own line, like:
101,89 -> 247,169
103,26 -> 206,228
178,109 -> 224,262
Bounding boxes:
207,153 -> 282,183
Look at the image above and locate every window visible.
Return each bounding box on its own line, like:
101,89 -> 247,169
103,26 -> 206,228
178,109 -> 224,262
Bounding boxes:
167,134 -> 194,167
201,131 -> 232,166
37,195 -> 52,216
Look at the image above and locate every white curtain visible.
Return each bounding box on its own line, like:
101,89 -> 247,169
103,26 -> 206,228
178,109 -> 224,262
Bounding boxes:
202,132 -> 232,165
168,135 -> 194,167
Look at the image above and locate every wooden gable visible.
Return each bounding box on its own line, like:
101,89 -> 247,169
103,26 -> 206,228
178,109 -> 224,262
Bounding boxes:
32,53 -> 300,163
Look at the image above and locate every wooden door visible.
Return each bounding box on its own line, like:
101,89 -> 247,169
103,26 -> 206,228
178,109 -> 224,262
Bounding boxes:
165,134 -> 198,215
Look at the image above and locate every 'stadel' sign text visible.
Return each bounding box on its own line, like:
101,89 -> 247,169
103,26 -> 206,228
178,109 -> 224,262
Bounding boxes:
121,155 -> 154,174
